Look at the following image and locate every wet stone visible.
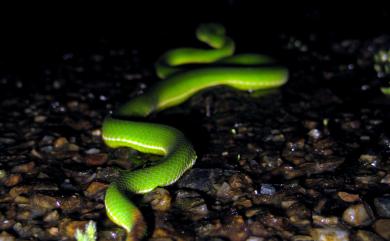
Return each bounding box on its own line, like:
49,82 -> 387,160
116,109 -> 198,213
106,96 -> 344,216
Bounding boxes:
53,137 -> 68,149
312,215 -> 339,226
359,154 -> 381,168
98,229 -> 126,241
143,188 -> 172,212
342,203 -> 375,226
234,196 -> 253,208
197,215 -> 249,241
34,115 -> 47,123
286,203 -> 311,220
14,196 -> 29,204
11,161 -> 35,173
59,195 -> 83,213
85,153 -> 108,166
3,174 -> 22,187
337,191 -> 360,202
372,219 -> 390,240
258,154 -> 283,171
215,182 -> 240,201
245,236 -> 264,241
247,221 -> 268,238
299,158 -> 344,175
380,174 -> 390,185
43,210 -> 60,223
177,168 -> 224,193
354,230 -> 385,241
84,181 -> 108,199
91,128 -> 101,136
15,209 -> 32,221
59,219 -> 89,239
47,227 -> 59,238
0,137 -> 16,145
310,228 -> 349,241
0,169 -> 6,179
150,226 -> 189,241
308,129 -> 322,140
259,184 -> 276,195
291,235 -> 314,241
174,190 -> 208,221
0,231 -> 15,241
9,185 -> 31,198
0,218 -> 15,230
12,222 -> 41,239
374,197 -> 390,218
30,194 -> 59,211
85,148 -> 100,154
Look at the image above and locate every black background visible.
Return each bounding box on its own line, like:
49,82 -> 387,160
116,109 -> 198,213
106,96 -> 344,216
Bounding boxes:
1,3 -> 389,84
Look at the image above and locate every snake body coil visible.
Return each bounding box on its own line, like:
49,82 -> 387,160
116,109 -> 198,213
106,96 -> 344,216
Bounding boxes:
102,23 -> 288,240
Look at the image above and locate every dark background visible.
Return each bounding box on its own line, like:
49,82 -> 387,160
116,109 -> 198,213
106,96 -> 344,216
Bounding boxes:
0,3 -> 389,89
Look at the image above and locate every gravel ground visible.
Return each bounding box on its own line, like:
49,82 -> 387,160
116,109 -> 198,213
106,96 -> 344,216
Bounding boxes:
0,27 -> 390,241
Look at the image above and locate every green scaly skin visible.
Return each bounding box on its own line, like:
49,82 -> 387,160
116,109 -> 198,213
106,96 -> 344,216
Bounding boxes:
382,86 -> 390,95
102,23 -> 289,240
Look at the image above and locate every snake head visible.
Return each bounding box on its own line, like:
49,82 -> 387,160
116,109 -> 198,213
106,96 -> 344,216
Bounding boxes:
196,23 -> 226,49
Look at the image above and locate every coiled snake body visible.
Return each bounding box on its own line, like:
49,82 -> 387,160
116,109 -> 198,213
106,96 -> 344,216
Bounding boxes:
102,23 -> 288,240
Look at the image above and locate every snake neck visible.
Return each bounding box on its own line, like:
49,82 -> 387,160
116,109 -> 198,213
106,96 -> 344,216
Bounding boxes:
155,37 -> 235,79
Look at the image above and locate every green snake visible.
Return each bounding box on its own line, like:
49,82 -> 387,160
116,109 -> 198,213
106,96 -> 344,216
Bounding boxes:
382,86 -> 390,95
102,23 -> 288,240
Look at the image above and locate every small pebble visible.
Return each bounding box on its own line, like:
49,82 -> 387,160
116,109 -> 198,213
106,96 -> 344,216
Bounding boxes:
291,235 -> 313,241
359,154 -> 381,168
312,215 -> 339,226
354,230 -> 384,241
259,184 -> 276,195
60,219 -> 89,239
53,137 -> 68,149
342,203 -> 374,226
47,227 -> 59,237
91,129 -> 101,136
0,137 -> 16,145
310,228 -> 349,241
16,210 -> 32,221
59,195 -> 82,213
30,194 -> 59,211
174,190 -> 208,220
85,153 -> 108,166
67,143 -> 80,152
43,210 -> 60,223
372,219 -> 390,240
374,197 -> 390,218
84,181 -> 108,198
34,115 -> 47,123
246,236 -> 264,241
11,161 -> 35,173
143,188 -> 171,212
380,174 -> 390,185
0,231 -> 15,241
308,129 -> 322,139
85,148 -> 100,154
337,191 -> 360,202
0,170 -> 6,179
3,174 -> 22,187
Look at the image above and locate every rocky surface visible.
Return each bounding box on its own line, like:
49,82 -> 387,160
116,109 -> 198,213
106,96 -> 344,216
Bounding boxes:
0,27 -> 390,241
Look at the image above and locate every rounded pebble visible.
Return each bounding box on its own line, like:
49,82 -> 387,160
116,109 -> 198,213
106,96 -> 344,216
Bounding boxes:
143,188 -> 171,212
372,219 -> 390,240
374,197 -> 390,218
310,228 -> 349,241
342,203 -> 374,226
